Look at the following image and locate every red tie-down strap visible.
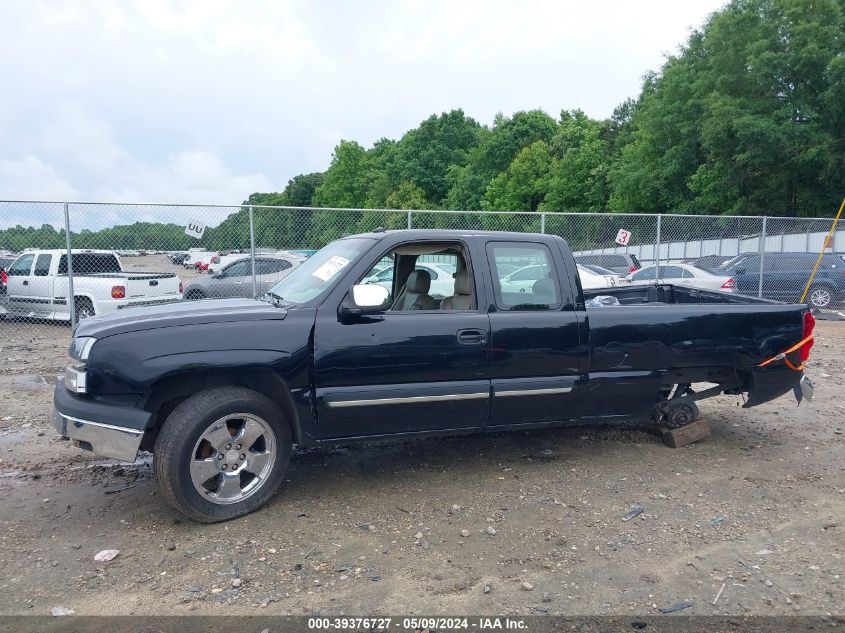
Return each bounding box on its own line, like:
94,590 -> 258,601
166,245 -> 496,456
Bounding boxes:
758,312 -> 816,372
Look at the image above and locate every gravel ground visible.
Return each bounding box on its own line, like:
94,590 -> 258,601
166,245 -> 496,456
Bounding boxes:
0,307 -> 842,617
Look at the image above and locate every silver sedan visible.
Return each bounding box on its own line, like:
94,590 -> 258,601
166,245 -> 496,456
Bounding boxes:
626,263 -> 736,292
183,254 -> 305,300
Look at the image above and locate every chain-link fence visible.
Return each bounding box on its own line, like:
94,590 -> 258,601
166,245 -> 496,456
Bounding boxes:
0,201 -> 842,366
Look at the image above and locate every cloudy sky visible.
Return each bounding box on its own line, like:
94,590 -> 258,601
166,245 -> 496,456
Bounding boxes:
0,1 -> 725,227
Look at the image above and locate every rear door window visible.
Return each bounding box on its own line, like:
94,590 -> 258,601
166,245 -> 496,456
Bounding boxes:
631,267 -> 657,281
58,254 -> 122,274
33,254 -> 52,276
488,243 -> 560,311
256,259 -> 293,275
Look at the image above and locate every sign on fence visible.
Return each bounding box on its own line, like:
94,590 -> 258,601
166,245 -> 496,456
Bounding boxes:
185,220 -> 206,240
615,228 -> 632,246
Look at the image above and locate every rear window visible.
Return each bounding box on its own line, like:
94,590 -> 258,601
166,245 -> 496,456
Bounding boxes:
821,254 -> 845,268
58,253 -> 122,274
256,258 -> 293,274
575,254 -> 636,269
575,255 -> 599,266
600,255 -> 629,267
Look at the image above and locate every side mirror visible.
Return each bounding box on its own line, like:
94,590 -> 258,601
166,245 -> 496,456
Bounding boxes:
734,267 -> 747,275
341,284 -> 390,318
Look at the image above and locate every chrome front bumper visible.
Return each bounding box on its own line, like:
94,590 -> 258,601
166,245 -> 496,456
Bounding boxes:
52,409 -> 143,462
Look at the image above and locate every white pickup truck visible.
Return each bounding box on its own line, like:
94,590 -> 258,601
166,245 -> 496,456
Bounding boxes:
3,250 -> 182,322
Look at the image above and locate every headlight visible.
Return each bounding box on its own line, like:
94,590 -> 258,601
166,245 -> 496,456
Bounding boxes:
70,337 -> 96,361
64,366 -> 87,393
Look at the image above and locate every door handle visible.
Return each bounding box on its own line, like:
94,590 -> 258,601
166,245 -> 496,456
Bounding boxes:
457,328 -> 487,345
22,280 -> 29,286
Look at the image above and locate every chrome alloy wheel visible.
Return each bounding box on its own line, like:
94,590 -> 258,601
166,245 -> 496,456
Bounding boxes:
809,287 -> 832,308
189,413 -> 276,505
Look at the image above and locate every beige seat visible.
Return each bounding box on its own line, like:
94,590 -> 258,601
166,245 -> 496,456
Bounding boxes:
440,269 -> 473,310
532,277 -> 557,304
391,269 -> 437,311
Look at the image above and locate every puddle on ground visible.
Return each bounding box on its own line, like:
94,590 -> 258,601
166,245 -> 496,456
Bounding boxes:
2,374 -> 59,391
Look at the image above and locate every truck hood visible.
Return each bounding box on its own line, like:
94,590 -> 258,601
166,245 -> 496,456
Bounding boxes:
75,298 -> 287,339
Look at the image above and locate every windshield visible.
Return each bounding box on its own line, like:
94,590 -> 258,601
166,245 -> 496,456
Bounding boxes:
266,237 -> 373,305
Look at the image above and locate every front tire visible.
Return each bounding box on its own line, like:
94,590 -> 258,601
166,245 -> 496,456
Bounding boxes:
807,284 -> 833,309
153,387 -> 292,522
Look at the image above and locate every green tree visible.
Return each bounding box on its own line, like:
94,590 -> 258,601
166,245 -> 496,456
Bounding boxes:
385,181 -> 430,209
483,141 -> 552,212
395,110 -> 483,205
312,141 -> 370,209
542,110 -> 613,211
445,110 -> 558,210
610,0 -> 845,216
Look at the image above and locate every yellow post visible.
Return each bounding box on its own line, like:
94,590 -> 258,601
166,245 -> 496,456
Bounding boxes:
799,196 -> 845,305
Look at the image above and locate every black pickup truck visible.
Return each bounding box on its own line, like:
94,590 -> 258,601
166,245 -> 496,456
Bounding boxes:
53,230 -> 816,522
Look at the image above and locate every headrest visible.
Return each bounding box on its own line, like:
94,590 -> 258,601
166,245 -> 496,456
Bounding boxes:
532,277 -> 556,299
406,269 -> 431,293
453,269 -> 471,295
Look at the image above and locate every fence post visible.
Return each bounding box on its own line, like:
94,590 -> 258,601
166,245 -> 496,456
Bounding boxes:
655,214 -> 661,282
407,210 -> 412,229
757,216 -> 767,298
540,212 -> 546,234
63,202 -> 76,331
248,205 -> 257,298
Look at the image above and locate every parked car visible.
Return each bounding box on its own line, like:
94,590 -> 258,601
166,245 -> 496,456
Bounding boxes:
195,253 -> 220,272
579,263 -> 625,279
183,251 -> 215,269
4,249 -> 182,322
169,252 -> 191,265
579,263 -> 629,286
54,229 -> 814,522
208,252 -> 253,274
0,256 -> 15,296
685,254 -> 734,271
498,264 -> 551,294
717,252 -> 845,308
577,264 -> 619,289
0,256 -> 15,315
574,253 -> 641,274
182,254 -> 304,300
626,263 -> 735,292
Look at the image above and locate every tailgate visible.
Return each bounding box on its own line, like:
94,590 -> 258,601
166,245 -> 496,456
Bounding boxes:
125,274 -> 181,299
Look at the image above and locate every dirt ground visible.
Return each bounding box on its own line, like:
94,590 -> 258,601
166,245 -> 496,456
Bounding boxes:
0,312 -> 842,617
